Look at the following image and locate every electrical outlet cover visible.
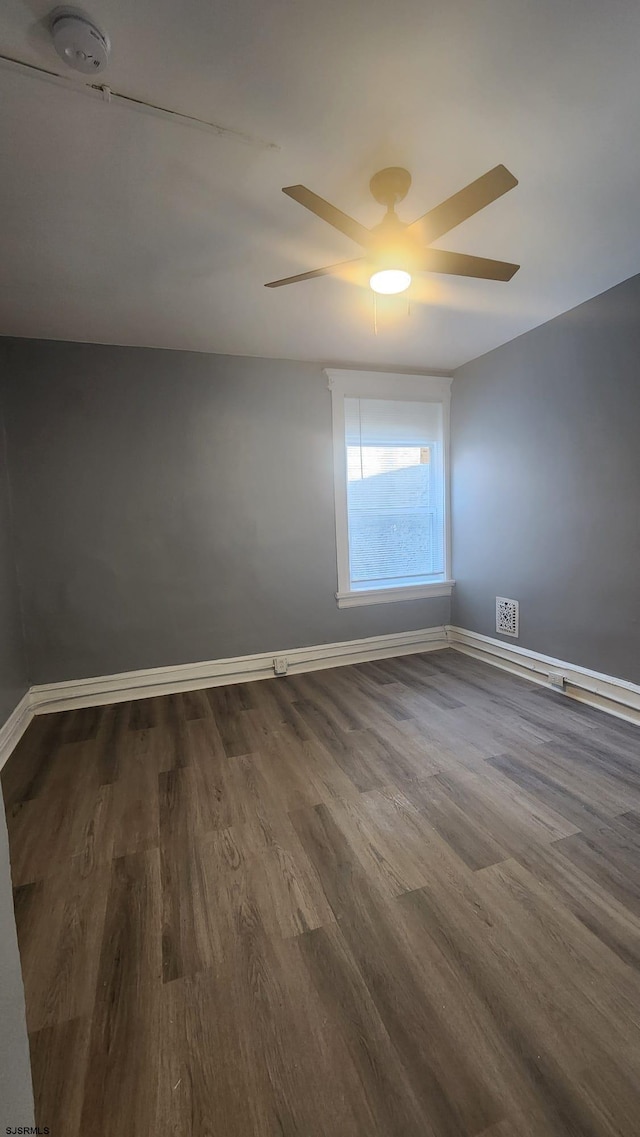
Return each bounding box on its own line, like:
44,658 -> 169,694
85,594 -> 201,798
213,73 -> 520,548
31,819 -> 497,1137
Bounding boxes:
548,671 -> 566,690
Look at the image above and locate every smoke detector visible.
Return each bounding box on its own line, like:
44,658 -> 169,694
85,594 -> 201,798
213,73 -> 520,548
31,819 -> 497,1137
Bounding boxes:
49,6 -> 110,74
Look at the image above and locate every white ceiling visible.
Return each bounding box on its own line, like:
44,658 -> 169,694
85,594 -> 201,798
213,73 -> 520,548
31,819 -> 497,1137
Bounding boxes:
2,0 -> 640,370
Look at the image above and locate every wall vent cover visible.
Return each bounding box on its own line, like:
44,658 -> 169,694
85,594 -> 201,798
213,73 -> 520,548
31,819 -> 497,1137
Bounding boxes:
496,596 -> 519,638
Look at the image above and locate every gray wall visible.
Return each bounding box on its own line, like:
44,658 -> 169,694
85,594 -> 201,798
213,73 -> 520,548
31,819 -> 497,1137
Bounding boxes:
0,349 -> 34,1128
2,339 -> 449,684
451,271 -> 640,684
0,809 -> 35,1130
0,350 -> 29,720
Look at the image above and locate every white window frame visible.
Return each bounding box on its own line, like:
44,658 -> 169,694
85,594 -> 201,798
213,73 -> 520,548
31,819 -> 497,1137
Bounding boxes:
326,369 -> 454,608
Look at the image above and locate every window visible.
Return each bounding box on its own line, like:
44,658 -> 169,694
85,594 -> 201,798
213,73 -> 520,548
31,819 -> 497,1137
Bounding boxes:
327,370 -> 453,608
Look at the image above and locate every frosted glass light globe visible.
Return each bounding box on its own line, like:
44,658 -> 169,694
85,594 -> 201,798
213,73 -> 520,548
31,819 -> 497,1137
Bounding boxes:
369,269 -> 411,295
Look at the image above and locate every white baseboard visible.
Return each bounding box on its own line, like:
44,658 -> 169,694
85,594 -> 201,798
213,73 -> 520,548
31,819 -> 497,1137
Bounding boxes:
446,625 -> 640,726
0,691 -> 34,773
29,625 -> 449,716
2,622 -> 638,775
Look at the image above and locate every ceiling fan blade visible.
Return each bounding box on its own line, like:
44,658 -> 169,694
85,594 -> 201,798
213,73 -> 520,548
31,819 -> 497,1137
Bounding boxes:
408,165 -> 518,245
265,258 -> 363,287
419,248 -> 520,281
282,185 -> 371,247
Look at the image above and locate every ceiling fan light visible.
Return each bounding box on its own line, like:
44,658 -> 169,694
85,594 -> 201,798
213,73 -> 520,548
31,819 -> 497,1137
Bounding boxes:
369,268 -> 411,295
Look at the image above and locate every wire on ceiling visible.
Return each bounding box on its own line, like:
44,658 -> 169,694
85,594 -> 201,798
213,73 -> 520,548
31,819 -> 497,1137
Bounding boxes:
0,51 -> 280,151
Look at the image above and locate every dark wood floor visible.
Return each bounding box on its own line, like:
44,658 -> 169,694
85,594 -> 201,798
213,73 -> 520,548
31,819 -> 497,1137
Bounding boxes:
3,649 -> 640,1136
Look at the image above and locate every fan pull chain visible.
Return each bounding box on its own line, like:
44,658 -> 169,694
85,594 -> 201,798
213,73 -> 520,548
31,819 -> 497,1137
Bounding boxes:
373,293 -> 378,336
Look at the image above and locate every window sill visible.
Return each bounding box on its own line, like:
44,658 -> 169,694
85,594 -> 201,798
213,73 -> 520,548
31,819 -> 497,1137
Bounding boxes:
336,580 -> 455,608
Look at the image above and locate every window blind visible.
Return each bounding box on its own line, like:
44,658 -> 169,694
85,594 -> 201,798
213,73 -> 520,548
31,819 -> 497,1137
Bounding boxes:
344,397 -> 445,590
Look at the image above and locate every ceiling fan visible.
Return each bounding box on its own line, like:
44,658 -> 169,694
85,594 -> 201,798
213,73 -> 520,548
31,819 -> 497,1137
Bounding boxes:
265,164 -> 519,294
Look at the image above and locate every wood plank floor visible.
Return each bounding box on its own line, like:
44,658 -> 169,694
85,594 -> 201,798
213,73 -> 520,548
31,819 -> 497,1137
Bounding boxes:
4,649 -> 640,1136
